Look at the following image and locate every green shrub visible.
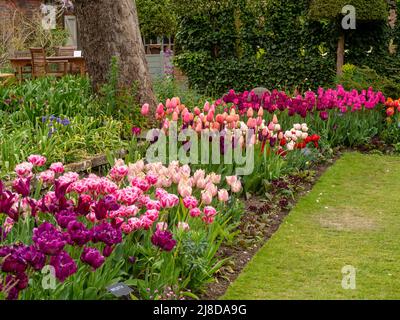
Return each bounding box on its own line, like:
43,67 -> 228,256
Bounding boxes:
336,64 -> 400,97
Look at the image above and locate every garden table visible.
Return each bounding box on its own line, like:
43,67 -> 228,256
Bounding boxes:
9,56 -> 86,82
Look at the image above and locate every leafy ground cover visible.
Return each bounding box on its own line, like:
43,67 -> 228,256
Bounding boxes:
223,152 -> 400,299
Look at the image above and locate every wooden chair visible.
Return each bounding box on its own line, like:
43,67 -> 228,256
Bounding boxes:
55,46 -> 79,74
30,48 -> 68,78
14,50 -> 32,79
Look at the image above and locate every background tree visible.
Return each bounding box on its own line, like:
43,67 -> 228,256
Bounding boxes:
73,0 -> 156,110
309,0 -> 388,75
136,0 -> 177,39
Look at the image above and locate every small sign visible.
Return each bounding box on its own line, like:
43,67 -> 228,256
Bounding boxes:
106,283 -> 133,297
73,50 -> 82,57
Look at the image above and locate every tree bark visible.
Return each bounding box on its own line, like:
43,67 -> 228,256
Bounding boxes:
336,32 -> 345,76
73,0 -> 157,110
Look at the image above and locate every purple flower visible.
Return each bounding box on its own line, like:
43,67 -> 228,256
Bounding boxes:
128,256 -> 136,264
102,245 -> 114,257
12,178 -> 31,197
0,190 -> 18,221
32,222 -> 67,255
93,195 -> 119,221
1,249 -> 28,274
50,250 -> 77,282
131,126 -> 141,136
6,287 -> 19,300
55,209 -> 77,229
319,111 -> 329,121
67,221 -> 92,246
80,247 -> 105,270
6,272 -> 29,291
54,178 -> 72,200
0,244 -> 44,277
22,245 -> 46,271
91,222 -> 122,246
151,229 -> 176,252
75,195 -> 91,216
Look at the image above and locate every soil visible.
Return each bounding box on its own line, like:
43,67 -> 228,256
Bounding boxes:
200,151 -> 342,300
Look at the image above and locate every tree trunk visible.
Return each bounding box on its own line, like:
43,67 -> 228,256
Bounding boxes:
73,0 -> 157,110
336,32 -> 345,76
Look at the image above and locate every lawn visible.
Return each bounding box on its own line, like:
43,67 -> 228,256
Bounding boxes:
224,152 -> 400,299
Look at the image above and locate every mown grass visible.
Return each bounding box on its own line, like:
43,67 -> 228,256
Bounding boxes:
224,152 -> 400,299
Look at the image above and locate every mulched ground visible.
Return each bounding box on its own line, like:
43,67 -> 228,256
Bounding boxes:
200,151 -> 342,300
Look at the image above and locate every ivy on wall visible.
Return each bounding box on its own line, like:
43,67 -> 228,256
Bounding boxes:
142,0 -> 400,95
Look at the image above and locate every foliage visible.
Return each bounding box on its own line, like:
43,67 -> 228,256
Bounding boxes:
153,77 -> 211,106
0,75 -> 145,179
336,64 -> 400,98
174,0 -> 336,95
309,0 -> 388,21
174,0 -> 399,96
136,0 -> 177,38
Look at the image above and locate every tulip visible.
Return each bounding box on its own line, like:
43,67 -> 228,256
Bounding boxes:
218,189 -> 229,202
141,103 -> 150,116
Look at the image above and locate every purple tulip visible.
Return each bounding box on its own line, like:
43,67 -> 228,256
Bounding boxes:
93,195 -> 119,221
67,221 -> 92,246
91,222 -> 122,246
50,250 -> 77,282
0,190 -> 18,221
103,245 -> 114,257
55,209 -> 77,229
12,178 -> 31,197
319,111 -> 329,121
32,222 -> 67,255
80,247 -> 105,270
151,229 -> 176,252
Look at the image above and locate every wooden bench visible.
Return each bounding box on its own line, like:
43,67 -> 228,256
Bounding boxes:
0,73 -> 15,80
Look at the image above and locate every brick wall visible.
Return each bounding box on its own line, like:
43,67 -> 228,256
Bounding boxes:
0,0 -> 43,22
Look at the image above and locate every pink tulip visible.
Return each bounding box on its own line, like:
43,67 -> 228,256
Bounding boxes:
28,155 -> 46,167
226,176 -> 238,186
201,190 -> 213,205
177,222 -> 190,232
141,103 -> 150,115
178,183 -> 192,198
218,189 -> 229,202
171,97 -> 178,108
39,170 -> 55,184
205,182 -> 218,197
231,180 -> 242,193
15,162 -> 33,178
189,207 -> 201,218
183,195 -> 198,209
204,101 -> 210,113
146,209 -> 160,222
156,222 -> 168,231
49,162 -> 64,174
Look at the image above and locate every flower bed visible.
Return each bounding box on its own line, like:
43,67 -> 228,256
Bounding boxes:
1,82 -> 393,300
0,155 -> 242,300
